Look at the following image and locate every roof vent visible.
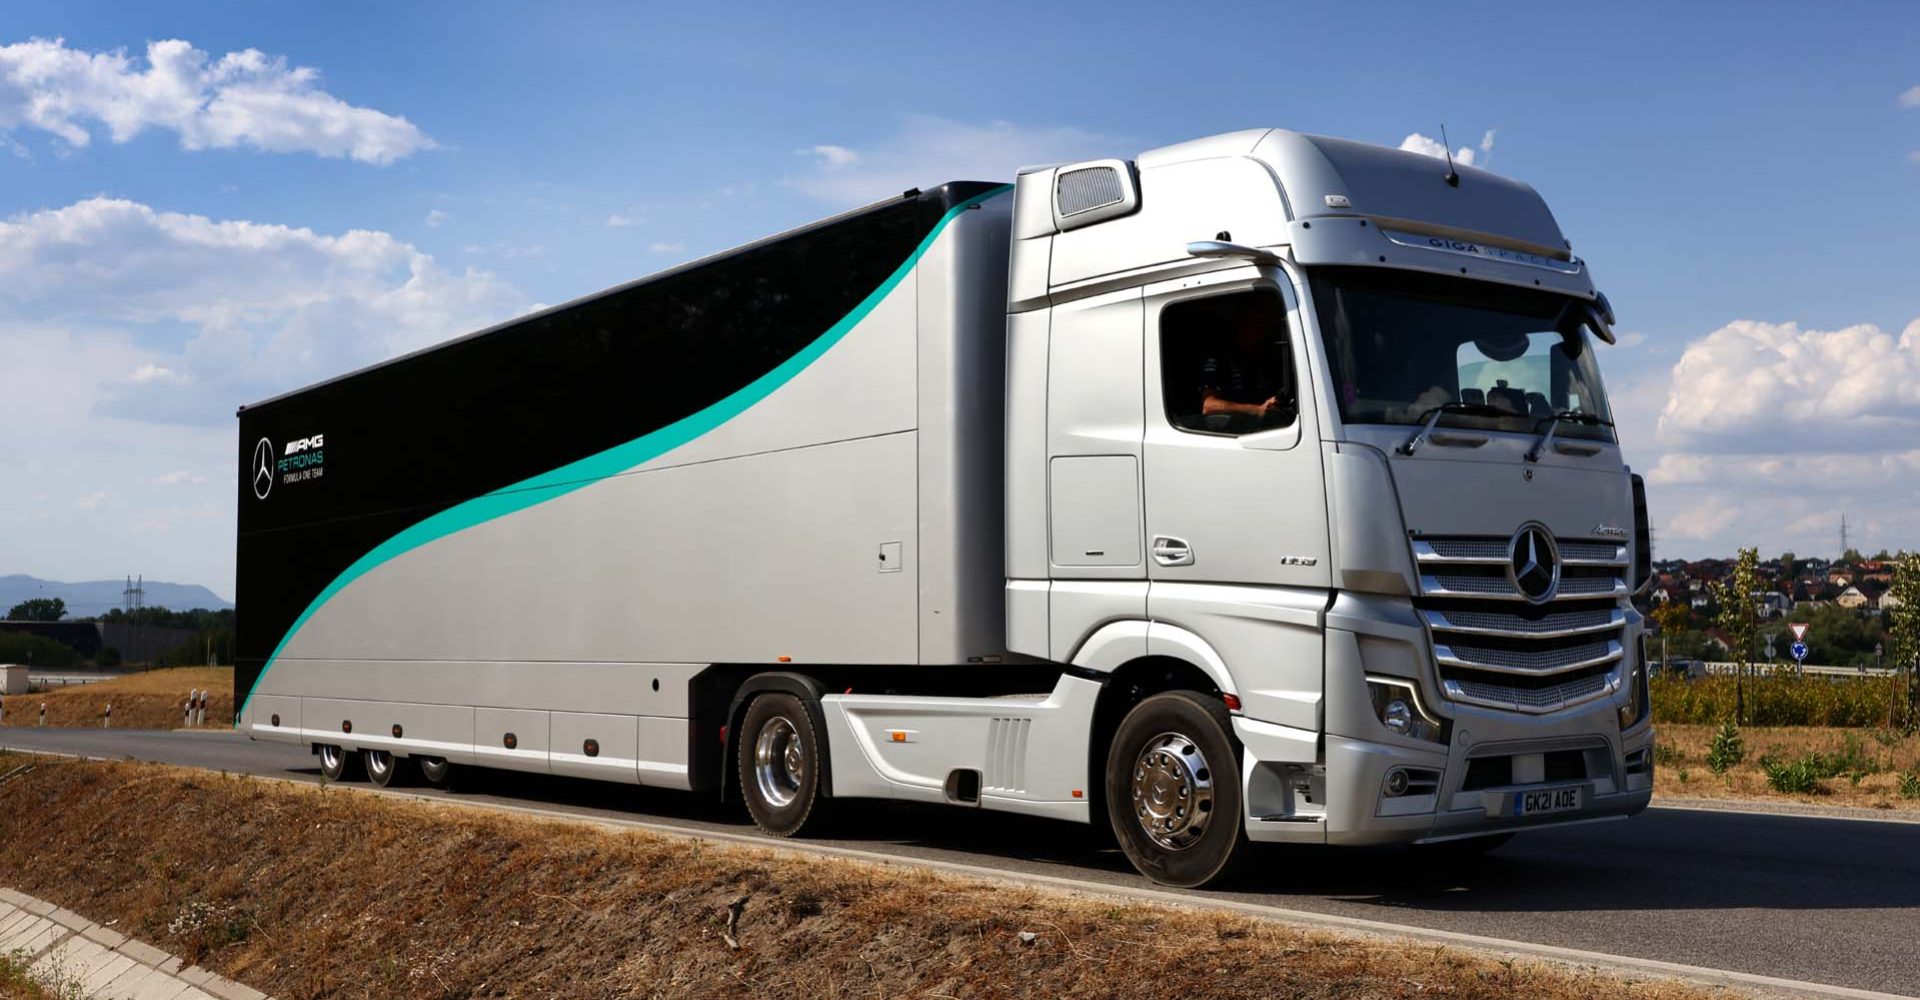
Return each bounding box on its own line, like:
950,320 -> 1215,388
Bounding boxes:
1051,159 -> 1139,231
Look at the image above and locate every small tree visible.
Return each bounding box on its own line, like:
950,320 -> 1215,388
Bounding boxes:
1707,721 -> 1745,774
5,597 -> 65,621
1710,547 -> 1760,724
1886,551 -> 1920,730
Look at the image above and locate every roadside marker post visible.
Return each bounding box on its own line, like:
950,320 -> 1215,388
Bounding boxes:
103,702 -> 111,729
38,703 -> 44,727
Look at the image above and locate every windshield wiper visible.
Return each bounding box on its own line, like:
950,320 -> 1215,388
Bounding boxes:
1398,402 -> 1510,456
1525,410 -> 1614,462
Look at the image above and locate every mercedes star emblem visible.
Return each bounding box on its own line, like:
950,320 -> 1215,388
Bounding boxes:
1507,524 -> 1560,604
252,438 -> 275,500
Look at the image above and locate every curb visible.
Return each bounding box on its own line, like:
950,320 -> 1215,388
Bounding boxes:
1653,796 -> 1920,825
0,888 -> 271,1000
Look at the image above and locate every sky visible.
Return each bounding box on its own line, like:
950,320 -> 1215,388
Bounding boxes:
2,1 -> 1918,600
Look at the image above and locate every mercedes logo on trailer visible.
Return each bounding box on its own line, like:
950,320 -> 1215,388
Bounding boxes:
1507,523 -> 1560,604
252,438 -> 275,500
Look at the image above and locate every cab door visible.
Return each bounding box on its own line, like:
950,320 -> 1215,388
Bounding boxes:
1141,265 -> 1330,732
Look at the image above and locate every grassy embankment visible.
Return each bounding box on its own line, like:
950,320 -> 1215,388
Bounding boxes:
1648,673 -> 1920,809
1653,724 -> 1920,810
0,750 -> 1726,1000
0,666 -> 232,730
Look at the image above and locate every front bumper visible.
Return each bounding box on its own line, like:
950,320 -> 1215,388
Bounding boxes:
1235,618 -> 1655,845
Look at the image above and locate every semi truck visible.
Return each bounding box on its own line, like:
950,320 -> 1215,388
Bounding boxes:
236,127 -> 1654,887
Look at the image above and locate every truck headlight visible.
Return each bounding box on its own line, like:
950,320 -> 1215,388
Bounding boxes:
1367,677 -> 1445,744
1618,635 -> 1651,729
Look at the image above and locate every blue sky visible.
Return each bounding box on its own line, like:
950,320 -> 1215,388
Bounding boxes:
3,1 -> 1919,597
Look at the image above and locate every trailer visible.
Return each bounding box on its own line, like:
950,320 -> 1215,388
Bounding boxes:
237,128 -> 1654,886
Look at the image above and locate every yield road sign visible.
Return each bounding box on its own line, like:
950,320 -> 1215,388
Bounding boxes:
1788,622 -> 1810,642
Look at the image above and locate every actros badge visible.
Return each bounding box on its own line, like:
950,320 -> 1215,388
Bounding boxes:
252,438 -> 275,500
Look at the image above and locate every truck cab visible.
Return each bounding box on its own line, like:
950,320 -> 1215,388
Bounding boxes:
1002,129 -> 1653,881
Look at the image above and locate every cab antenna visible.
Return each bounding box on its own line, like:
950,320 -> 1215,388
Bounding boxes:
1440,124 -> 1460,187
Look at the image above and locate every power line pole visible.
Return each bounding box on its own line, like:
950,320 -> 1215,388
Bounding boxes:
1840,513 -> 1850,559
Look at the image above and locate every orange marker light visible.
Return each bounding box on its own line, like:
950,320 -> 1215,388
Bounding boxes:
889,730 -> 907,743
1071,789 -> 1084,799
776,655 -> 792,663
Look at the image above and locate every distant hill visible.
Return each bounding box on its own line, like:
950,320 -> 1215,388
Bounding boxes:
0,575 -> 232,619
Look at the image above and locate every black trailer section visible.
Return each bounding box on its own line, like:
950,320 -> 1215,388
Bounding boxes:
235,183 -> 999,706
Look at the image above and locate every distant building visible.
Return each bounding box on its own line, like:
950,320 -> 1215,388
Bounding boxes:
1835,586 -> 1870,610
0,619 -> 194,665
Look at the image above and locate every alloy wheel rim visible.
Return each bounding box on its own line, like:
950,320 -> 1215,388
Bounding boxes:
1130,732 -> 1215,851
754,716 -> 805,809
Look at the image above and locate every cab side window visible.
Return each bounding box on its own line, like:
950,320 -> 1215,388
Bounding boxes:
1160,290 -> 1295,435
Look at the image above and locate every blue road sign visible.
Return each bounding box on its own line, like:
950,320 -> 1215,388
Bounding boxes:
1790,641 -> 1808,662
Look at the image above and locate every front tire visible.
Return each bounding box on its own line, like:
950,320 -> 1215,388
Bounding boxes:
1105,691 -> 1249,888
737,693 -> 826,837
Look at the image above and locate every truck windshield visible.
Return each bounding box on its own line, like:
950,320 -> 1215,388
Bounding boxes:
1308,267 -> 1615,442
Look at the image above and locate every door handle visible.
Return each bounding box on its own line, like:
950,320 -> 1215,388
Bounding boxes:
1151,536 -> 1193,567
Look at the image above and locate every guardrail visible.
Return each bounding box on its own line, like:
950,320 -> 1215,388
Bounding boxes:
1697,661 -> 1896,678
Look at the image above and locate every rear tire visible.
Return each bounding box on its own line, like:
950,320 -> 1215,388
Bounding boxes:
1105,691 -> 1249,888
417,757 -> 452,788
365,749 -> 406,788
737,693 -> 826,837
317,744 -> 359,782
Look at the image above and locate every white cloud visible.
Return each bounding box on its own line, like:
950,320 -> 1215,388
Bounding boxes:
1398,132 -> 1477,168
424,208 -> 449,228
1631,315 -> 1920,560
0,37 -> 432,163
1900,85 -> 1920,108
798,144 -> 859,168
647,241 -> 684,254
0,197 -> 526,427
1614,331 -> 1647,348
0,198 -> 530,595
1656,318 -> 1920,450
606,213 -> 640,228
789,115 -> 1121,206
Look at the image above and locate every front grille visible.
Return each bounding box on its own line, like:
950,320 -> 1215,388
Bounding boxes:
1414,532 -> 1629,714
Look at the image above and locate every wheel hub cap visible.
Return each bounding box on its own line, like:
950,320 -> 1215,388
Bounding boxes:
754,717 -> 805,808
1131,733 -> 1214,851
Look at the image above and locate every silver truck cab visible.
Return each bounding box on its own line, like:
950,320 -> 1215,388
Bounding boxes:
1003,128 -> 1652,874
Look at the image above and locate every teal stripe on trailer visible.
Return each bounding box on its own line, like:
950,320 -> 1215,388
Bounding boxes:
238,184 -> 1012,721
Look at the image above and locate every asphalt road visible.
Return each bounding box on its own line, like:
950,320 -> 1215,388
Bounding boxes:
5,727 -> 1916,998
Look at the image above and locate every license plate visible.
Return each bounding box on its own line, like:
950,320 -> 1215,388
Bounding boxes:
1513,785 -> 1584,817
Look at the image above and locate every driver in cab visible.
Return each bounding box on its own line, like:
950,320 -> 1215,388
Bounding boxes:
1199,308 -> 1290,432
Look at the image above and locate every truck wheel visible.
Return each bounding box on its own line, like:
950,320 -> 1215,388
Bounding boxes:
317,743 -> 360,782
365,749 -> 406,788
1106,691 -> 1249,888
417,757 -> 452,788
737,693 -> 825,837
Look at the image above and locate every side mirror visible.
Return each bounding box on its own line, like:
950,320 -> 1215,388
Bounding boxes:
1586,292 -> 1618,345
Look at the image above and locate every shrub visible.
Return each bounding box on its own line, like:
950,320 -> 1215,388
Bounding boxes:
1899,772 -> 1920,799
1650,673 -> 1895,727
1761,754 -> 1825,794
1706,721 -> 1745,774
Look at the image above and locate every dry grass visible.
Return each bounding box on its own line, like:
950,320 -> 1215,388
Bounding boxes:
0,667 -> 232,730
1655,724 -> 1920,810
0,753 -> 1731,1000
0,952 -> 59,1000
